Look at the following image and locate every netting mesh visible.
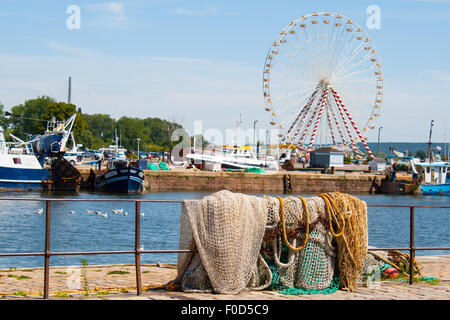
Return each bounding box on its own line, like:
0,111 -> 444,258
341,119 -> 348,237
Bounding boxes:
174,190 -> 368,294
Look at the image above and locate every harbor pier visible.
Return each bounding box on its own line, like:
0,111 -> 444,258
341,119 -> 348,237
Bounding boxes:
78,167 -> 412,194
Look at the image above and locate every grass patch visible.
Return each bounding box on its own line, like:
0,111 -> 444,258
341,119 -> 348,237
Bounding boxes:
95,290 -> 111,295
14,291 -> 27,297
107,270 -> 130,275
7,275 -> 32,280
54,271 -> 67,275
55,291 -> 71,298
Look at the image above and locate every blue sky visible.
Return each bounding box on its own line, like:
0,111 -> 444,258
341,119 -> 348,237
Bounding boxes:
0,0 -> 449,143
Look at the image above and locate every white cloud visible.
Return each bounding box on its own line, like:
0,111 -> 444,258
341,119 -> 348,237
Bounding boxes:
140,56 -> 213,65
85,2 -> 128,25
171,7 -> 218,16
427,70 -> 450,84
44,41 -> 96,57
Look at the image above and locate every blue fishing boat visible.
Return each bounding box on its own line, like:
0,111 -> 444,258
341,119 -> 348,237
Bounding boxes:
82,136 -> 144,193
415,162 -> 450,195
413,120 -> 450,195
93,158 -> 144,192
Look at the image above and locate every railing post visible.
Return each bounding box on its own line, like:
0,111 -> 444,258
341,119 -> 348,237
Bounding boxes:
44,200 -> 51,299
135,201 -> 142,295
409,206 -> 415,284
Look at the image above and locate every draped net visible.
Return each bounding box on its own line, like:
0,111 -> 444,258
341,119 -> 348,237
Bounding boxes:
174,190 -> 368,294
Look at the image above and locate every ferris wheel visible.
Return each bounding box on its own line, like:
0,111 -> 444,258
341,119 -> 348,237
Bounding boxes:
263,12 -> 383,159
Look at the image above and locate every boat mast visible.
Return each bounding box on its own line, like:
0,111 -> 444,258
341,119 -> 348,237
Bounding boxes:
427,120 -> 434,163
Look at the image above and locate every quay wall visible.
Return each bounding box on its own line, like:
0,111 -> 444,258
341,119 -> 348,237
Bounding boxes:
77,168 -> 411,194
143,171 -> 396,194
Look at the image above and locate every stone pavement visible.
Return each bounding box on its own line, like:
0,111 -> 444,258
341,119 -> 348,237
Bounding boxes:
0,256 -> 449,300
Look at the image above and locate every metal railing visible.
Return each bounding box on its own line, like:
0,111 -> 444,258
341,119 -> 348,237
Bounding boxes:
0,197 -> 448,299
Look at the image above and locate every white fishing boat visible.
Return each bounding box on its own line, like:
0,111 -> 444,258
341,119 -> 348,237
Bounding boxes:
0,114 -> 79,190
186,145 -> 279,171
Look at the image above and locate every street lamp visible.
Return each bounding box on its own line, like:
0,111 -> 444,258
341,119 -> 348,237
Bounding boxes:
377,127 -> 383,156
137,138 -> 141,159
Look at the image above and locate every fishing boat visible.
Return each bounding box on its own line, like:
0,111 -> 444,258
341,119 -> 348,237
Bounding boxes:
415,162 -> 450,195
82,134 -> 144,192
413,120 -> 450,195
89,158 -> 144,192
0,114 -> 81,191
0,127 -> 51,190
186,145 -> 279,171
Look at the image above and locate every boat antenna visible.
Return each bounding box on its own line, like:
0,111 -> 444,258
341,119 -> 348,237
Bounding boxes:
427,120 -> 434,163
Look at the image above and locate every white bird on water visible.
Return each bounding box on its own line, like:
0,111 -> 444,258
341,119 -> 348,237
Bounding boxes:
123,211 -> 128,216
140,212 -> 145,217
69,210 -> 75,214
35,208 -> 43,214
96,211 -> 108,218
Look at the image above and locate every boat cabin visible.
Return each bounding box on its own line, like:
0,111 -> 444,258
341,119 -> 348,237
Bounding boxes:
106,158 -> 130,171
222,145 -> 255,159
415,162 -> 449,185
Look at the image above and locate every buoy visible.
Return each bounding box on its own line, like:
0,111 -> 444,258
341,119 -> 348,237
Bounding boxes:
382,267 -> 399,279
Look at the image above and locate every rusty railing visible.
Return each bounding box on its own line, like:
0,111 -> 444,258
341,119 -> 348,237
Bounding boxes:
0,197 -> 448,299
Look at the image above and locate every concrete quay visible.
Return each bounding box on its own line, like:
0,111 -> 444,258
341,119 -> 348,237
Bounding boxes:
78,166 -> 410,194
1,255 -> 448,300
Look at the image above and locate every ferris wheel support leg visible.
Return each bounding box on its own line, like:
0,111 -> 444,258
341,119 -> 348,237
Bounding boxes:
296,94 -> 323,149
307,89 -> 329,154
332,94 -> 359,154
284,89 -> 319,143
331,88 -> 374,160
329,103 -> 348,148
325,106 -> 337,145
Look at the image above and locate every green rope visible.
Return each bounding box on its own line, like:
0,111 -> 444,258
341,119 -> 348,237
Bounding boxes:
262,241 -> 341,295
278,272 -> 340,295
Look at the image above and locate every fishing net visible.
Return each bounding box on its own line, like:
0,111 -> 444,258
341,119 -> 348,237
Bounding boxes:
174,190 -> 368,294
175,190 -> 269,294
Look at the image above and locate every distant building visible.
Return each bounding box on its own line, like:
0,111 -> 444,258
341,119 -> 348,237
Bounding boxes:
309,147 -> 344,168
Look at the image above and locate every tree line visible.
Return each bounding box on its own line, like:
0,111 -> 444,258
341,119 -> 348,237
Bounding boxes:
0,96 -> 183,152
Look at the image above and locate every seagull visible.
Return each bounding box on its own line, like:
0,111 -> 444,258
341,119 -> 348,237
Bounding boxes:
123,211 -> 128,216
140,212 -> 145,217
86,210 -> 94,214
95,211 -> 102,215
35,208 -> 43,214
100,212 -> 108,218
69,210 -> 75,214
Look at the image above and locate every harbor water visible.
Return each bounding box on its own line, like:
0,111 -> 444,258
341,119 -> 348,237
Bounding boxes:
0,190 -> 448,269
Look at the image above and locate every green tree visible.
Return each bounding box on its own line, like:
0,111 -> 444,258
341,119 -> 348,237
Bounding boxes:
9,96 -> 56,139
82,113 -> 116,146
415,150 -> 427,160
